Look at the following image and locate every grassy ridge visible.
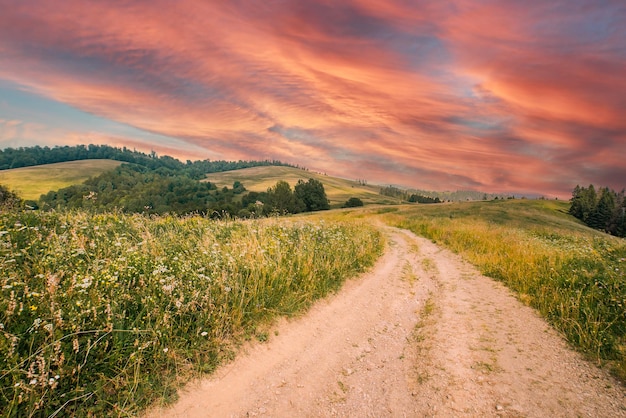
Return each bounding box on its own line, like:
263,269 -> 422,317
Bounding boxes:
0,160 -> 122,201
204,166 -> 398,206
381,199 -> 626,379
0,211 -> 383,416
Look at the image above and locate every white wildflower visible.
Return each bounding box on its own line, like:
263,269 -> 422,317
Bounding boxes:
78,277 -> 92,289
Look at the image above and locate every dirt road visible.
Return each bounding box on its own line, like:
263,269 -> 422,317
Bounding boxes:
148,227 -> 625,417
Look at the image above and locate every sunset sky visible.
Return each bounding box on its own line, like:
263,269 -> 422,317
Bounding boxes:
0,1 -> 624,198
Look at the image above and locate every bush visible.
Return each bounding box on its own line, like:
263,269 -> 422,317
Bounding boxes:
343,197 -> 364,208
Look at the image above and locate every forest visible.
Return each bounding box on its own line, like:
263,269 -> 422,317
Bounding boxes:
569,185 -> 626,237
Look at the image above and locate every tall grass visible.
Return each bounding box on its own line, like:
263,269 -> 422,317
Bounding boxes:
383,200 -> 626,380
0,210 -> 382,416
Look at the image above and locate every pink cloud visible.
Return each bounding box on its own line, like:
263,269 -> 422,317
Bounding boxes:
0,0 -> 623,198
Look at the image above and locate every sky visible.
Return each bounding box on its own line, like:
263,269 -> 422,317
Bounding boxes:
0,1 -> 624,198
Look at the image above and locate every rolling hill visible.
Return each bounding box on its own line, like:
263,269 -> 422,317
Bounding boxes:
203,166 -> 399,206
0,159 -> 122,200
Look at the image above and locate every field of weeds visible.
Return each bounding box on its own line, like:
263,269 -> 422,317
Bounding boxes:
0,210 -> 382,417
382,199 -> 626,381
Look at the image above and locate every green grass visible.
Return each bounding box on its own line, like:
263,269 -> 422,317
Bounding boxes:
0,210 -> 383,417
381,199 -> 626,380
203,166 -> 400,207
0,160 -> 122,201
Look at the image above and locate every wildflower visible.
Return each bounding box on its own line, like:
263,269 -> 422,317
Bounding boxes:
201,331 -> 208,337
30,305 -> 37,311
163,347 -> 169,353
78,277 -> 92,289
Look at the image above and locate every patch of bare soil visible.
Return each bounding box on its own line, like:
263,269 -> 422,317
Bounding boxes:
147,227 -> 625,417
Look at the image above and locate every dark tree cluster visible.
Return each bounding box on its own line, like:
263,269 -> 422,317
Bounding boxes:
0,144 -> 295,176
39,165 -> 244,216
569,185 -> 626,237
379,186 -> 442,203
342,197 -> 364,208
239,179 -> 329,217
408,194 -> 441,204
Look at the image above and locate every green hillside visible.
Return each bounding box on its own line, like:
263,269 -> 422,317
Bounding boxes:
0,159 -> 122,200
204,166 -> 397,206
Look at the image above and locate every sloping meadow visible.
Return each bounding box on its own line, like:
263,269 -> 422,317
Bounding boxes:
382,200 -> 626,381
0,211 -> 382,416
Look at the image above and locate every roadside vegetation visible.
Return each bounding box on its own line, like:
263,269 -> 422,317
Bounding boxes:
0,210 -> 382,417
381,199 -> 626,380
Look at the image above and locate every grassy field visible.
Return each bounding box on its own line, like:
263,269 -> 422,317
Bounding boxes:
0,160 -> 122,201
378,199 -> 626,380
204,166 -> 399,207
0,210 -> 382,417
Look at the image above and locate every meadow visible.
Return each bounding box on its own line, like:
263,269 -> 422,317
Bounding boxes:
0,210 -> 382,417
0,160 -> 122,201
380,199 -> 626,380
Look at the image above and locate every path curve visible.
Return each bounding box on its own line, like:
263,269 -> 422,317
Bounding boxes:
147,227 -> 625,417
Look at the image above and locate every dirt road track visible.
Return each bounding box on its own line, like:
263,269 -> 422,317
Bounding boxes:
148,227 -> 625,417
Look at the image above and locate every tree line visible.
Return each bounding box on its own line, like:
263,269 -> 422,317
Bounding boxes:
0,144 -> 295,176
569,185 -> 625,237
379,186 -> 441,203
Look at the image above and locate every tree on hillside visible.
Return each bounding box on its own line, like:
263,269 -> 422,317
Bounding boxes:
588,187 -> 615,231
294,178 -> 330,211
266,181 -> 301,214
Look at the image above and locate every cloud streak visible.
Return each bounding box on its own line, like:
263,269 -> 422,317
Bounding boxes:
0,0 -> 624,197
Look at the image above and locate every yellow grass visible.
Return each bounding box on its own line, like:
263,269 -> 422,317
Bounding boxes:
0,160 -> 122,200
